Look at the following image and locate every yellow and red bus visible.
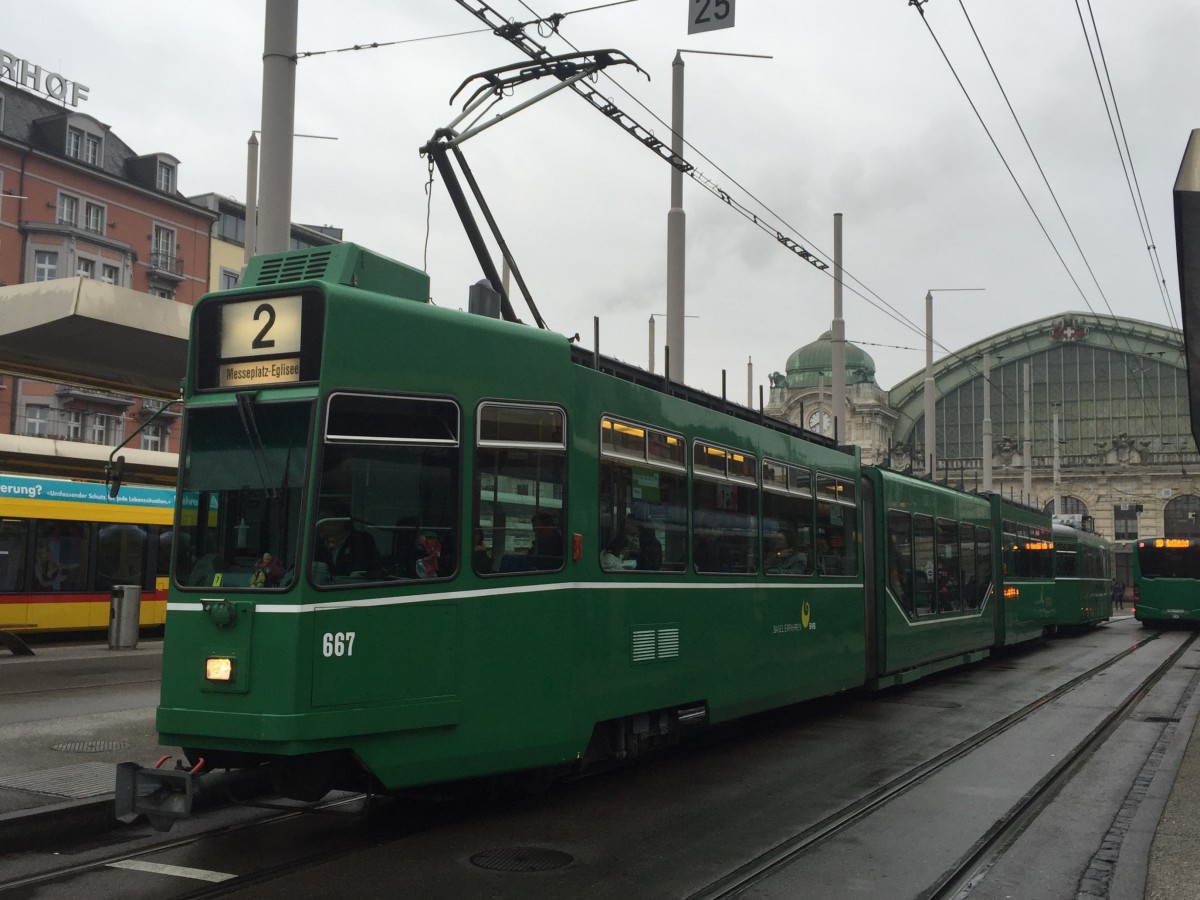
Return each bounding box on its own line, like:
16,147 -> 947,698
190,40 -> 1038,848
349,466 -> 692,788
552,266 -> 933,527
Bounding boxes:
0,474 -> 173,633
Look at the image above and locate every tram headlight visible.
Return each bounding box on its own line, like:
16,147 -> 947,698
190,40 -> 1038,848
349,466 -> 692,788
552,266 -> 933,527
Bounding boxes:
205,657 -> 234,682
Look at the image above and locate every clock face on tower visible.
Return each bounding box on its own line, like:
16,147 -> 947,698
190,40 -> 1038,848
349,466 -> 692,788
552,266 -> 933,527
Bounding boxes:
807,408 -> 832,435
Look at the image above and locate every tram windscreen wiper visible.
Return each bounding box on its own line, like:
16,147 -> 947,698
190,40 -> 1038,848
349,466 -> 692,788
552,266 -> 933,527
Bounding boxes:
236,391 -> 276,498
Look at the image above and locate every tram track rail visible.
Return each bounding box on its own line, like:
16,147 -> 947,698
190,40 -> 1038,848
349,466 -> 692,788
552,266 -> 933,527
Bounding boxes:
931,631 -> 1200,900
4,631 -> 1191,899
0,792 -> 390,895
687,631 -> 1192,900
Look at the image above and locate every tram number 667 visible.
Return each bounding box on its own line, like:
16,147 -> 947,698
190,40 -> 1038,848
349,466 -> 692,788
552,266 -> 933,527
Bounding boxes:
321,631 -> 356,658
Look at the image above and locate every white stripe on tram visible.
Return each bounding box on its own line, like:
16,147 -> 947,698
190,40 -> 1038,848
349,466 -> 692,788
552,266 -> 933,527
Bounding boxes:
167,579 -> 865,615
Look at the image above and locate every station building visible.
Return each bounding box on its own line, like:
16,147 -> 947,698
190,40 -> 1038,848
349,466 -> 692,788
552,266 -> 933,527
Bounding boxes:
767,311 -> 1193,583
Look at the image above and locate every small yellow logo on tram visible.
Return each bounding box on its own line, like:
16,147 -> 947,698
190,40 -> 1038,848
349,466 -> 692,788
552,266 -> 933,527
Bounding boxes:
801,601 -> 811,629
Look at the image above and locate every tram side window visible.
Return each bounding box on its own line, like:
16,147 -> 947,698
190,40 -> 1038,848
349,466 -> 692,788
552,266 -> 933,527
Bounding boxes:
33,520 -> 91,592
886,510 -> 914,612
815,474 -> 857,577
316,394 -> 461,586
0,519 -> 29,591
95,523 -> 148,592
958,521 -> 976,609
1026,525 -> 1053,578
476,404 -> 566,575
974,526 -> 991,606
912,514 -> 936,614
763,462 -> 814,576
693,443 -> 758,575
599,418 -> 686,573
1014,525 -> 1032,579
935,518 -> 961,612
1057,548 -> 1078,578
1002,521 -> 1018,578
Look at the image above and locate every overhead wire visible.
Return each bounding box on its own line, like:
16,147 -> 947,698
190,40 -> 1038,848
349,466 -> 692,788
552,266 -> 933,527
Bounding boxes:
1077,0 -> 1179,332
910,1 -> 1182,450
502,0 -> 936,348
326,8 -> 1180,465
945,0 -> 1170,429
492,0 -> 1092,463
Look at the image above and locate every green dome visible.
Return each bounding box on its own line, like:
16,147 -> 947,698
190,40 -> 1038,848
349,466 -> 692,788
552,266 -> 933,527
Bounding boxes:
780,331 -> 876,388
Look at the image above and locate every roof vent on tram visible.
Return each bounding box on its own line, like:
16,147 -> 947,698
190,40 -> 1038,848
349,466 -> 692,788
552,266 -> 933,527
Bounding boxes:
242,243 -> 431,302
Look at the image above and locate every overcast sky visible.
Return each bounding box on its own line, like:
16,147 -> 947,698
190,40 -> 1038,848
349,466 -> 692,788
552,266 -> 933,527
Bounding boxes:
8,1 -> 1199,396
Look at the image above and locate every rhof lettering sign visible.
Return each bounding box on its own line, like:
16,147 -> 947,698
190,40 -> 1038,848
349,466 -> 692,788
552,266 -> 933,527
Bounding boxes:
0,50 -> 89,107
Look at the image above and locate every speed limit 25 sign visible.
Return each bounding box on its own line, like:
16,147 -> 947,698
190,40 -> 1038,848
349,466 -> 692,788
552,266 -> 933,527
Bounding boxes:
688,0 -> 735,34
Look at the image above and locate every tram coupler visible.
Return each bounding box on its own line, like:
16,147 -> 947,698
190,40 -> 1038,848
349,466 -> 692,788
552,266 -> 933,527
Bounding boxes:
115,758 -> 271,832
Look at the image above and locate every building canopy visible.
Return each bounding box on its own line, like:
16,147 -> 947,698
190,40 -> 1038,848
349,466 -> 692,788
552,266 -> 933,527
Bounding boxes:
0,277 -> 188,399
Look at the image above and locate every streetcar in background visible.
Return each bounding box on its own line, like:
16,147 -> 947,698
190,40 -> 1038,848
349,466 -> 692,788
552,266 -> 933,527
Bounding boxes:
0,474 -> 173,633
1049,517 -> 1113,629
1132,537 -> 1200,626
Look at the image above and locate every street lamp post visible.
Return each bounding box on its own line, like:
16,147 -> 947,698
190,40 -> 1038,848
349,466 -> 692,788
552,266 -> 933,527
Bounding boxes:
257,0 -> 298,256
831,214 -> 846,440
924,288 -> 984,478
666,49 -> 770,385
649,311 -> 698,374
245,130 -> 337,266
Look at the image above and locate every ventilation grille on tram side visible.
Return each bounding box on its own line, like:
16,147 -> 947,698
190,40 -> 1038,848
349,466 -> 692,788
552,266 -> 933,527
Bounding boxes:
631,626 -> 680,663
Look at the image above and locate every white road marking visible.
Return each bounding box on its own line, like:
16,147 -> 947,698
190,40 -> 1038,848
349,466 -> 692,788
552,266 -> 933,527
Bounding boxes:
107,859 -> 236,882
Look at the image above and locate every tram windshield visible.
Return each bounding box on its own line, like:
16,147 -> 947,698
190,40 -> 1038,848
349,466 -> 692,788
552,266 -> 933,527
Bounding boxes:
174,400 -> 311,590
1136,539 -> 1200,580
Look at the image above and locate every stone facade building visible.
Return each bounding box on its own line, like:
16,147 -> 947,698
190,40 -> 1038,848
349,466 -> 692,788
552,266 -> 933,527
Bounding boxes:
767,312 -> 1192,584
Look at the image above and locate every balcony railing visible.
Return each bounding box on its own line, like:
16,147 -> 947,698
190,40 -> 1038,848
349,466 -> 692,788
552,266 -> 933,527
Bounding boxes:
139,398 -> 182,418
148,251 -> 184,276
18,404 -> 126,447
55,384 -> 134,407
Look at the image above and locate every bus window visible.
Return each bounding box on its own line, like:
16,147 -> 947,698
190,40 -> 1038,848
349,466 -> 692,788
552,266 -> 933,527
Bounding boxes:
0,519 -> 29,591
95,523 -> 148,592
33,521 -> 91,592
1137,540 -> 1200,579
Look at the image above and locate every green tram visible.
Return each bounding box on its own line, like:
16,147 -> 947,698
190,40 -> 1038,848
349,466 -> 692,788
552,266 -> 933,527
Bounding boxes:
1132,537 -> 1200,626
1049,518 -> 1113,628
863,468 -> 995,686
120,242 -> 1097,824
148,243 -> 868,805
993,495 -> 1057,645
